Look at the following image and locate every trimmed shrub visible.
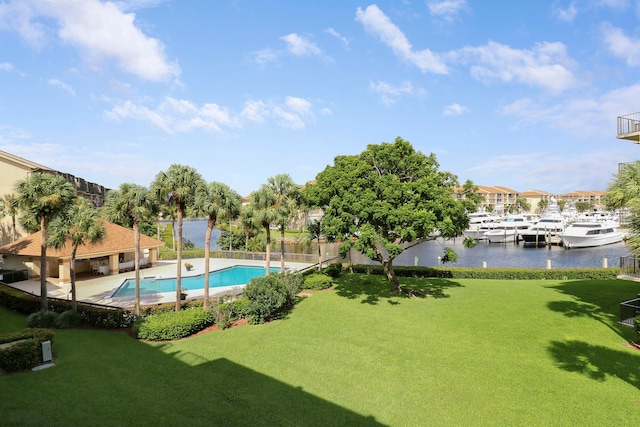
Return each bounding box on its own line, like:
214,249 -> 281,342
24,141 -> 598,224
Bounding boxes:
0,328 -> 55,372
132,307 -> 214,341
324,262 -> 343,278
244,272 -> 302,324
55,310 -> 83,329
27,311 -> 60,328
303,273 -> 334,290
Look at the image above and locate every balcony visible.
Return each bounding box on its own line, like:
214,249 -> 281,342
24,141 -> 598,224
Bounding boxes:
617,112 -> 640,143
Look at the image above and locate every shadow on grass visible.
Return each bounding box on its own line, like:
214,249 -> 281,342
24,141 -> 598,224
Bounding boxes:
334,273 -> 464,305
2,325 -> 386,426
547,279 -> 639,343
547,340 -> 640,390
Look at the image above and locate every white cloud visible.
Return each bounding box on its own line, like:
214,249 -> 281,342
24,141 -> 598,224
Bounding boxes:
460,41 -> 577,92
106,97 -> 236,133
325,27 -> 349,47
553,2 -> 578,22
242,96 -> 316,129
48,78 -> 76,96
281,33 -> 322,57
355,4 -> 448,74
252,48 -> 279,65
106,96 -> 316,132
369,80 -> 424,105
0,0 -> 179,82
427,0 -> 468,21
443,103 -> 468,116
0,62 -> 14,71
601,22 -> 640,67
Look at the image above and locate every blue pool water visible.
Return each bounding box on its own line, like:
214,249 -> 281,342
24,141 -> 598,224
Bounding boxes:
111,265 -> 280,298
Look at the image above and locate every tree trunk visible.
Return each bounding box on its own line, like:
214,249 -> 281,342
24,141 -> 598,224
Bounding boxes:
175,207 -> 183,312
280,223 -> 285,272
265,225 -> 271,276
317,237 -> 322,272
40,217 -> 48,312
134,222 -> 141,316
71,247 -> 78,312
11,215 -> 16,242
203,217 -> 214,310
382,258 -> 401,293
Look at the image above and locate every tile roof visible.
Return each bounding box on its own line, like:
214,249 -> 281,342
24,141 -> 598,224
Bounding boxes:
0,220 -> 164,259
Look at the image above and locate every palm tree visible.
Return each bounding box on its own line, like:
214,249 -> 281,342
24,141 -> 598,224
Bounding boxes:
151,164 -> 204,311
250,185 -> 279,275
48,198 -> 105,312
0,193 -> 20,242
267,174 -> 301,271
15,172 -> 76,312
103,183 -> 157,316
606,161 -> 640,255
191,181 -> 242,310
239,204 -> 259,250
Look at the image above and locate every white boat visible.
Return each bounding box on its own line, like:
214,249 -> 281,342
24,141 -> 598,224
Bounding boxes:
464,211 -> 499,240
520,216 -> 566,245
520,199 -> 565,245
484,215 -> 533,243
561,220 -> 623,248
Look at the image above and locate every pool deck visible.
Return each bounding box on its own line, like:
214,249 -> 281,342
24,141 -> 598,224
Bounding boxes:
9,258 -> 312,309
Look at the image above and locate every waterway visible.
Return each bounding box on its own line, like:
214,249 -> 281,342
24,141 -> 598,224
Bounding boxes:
174,220 -> 631,269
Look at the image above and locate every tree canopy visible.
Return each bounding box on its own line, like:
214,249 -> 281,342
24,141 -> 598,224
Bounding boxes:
606,161 -> 640,255
305,137 -> 477,293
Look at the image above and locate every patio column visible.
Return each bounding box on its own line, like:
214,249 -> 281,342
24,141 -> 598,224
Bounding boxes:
58,259 -> 71,285
109,253 -> 119,274
148,247 -> 158,266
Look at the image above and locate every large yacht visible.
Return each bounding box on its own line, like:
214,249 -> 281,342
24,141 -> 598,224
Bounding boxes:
561,219 -> 623,248
463,211 -> 499,240
484,215 -> 534,243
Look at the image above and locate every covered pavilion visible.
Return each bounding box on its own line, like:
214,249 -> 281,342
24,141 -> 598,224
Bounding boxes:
0,221 -> 164,286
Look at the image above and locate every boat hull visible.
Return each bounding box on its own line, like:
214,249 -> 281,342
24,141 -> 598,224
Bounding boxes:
561,233 -> 623,248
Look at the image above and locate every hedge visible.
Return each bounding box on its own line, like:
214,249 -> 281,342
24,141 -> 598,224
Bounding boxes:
132,307 -> 215,341
0,328 -> 55,372
348,264 -> 620,280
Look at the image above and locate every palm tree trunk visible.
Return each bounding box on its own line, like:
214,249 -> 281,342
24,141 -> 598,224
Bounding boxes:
175,206 -> 183,311
203,217 -> 214,310
71,247 -> 78,312
134,222 -> 141,316
265,225 -> 271,276
280,224 -> 285,272
40,217 -> 48,312
317,237 -> 322,272
11,215 -> 16,242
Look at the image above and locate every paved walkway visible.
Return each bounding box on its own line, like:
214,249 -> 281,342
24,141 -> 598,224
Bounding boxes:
9,258 -> 311,309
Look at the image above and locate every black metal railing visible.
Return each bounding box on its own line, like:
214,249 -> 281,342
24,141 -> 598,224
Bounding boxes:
619,256 -> 640,278
617,112 -> 640,135
620,296 -> 640,326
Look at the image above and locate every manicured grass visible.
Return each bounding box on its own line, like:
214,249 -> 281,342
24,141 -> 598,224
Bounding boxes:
2,275 -> 640,426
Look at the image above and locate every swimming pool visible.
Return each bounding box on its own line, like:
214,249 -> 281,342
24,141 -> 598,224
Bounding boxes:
111,265 -> 280,298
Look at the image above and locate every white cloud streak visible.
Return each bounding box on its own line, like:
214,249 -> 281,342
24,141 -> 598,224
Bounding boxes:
601,22 -> 640,67
48,78 -> 76,96
355,4 -> 448,74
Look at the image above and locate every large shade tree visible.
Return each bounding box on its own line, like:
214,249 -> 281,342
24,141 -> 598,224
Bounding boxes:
151,164 -> 204,311
191,181 -> 242,310
306,137 -> 478,294
48,198 -> 105,312
267,174 -> 301,272
103,183 -> 157,316
606,161 -> 640,255
15,172 -> 76,311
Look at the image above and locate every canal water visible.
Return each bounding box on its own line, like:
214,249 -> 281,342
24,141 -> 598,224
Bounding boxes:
176,220 -> 631,269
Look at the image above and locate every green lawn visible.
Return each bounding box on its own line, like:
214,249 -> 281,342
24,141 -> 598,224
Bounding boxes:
2,275 -> 640,426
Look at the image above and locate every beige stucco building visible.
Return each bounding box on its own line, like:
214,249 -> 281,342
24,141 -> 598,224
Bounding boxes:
0,150 -> 108,246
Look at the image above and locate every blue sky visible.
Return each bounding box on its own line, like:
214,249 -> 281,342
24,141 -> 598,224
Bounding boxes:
1,0 -> 640,197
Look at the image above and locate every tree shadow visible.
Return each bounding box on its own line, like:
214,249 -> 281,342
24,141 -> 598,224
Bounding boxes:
547,340 -> 640,390
546,279 -> 639,342
334,273 -> 463,305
